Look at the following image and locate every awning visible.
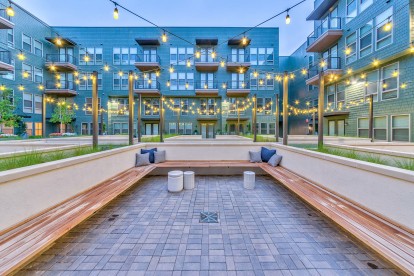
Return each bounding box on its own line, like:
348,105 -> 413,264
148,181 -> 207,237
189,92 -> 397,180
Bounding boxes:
135,38 -> 160,46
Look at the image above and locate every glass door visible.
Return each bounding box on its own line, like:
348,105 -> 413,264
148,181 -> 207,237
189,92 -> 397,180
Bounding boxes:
328,121 -> 336,136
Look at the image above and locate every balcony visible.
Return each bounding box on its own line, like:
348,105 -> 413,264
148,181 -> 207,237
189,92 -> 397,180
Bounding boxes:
226,81 -> 250,97
306,57 -> 343,85
134,54 -> 161,71
195,81 -> 219,96
307,0 -> 339,20
195,58 -> 220,72
0,50 -> 14,72
0,10 -> 14,29
134,80 -> 160,95
45,54 -> 77,72
45,80 -> 77,97
306,17 -> 343,52
226,54 -> 251,72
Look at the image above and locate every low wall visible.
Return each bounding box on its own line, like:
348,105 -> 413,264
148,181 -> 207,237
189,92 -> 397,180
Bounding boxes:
0,144 -> 145,233
272,144 -> 414,233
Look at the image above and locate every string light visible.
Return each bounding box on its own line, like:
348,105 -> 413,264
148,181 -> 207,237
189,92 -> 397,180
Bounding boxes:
162,32 -> 167,43
253,71 -> 258,78
320,60 -> 326,67
242,35 -> 248,45
49,65 -> 56,71
185,82 -> 189,89
401,83 -> 407,89
266,73 -> 271,80
17,51 -> 25,61
113,4 -> 119,20
166,80 -> 170,87
360,73 -> 366,79
22,71 -> 29,78
347,68 -> 353,75
156,71 -> 160,77
195,51 -> 201,59
169,65 -> 174,73
0,84 -> 5,91
211,51 -> 217,59
220,60 -> 225,67
18,84 -> 24,91
38,84 -> 44,90
222,82 -> 227,89
289,73 -> 295,79
345,48 -> 351,55
301,68 -> 308,75
186,59 -> 191,67
285,9 -> 291,25
75,79 -> 80,85
74,71 -> 79,77
104,64 -> 110,71
6,3 -> 14,17
55,37 -> 63,46
84,54 -> 90,62
239,67 -> 244,74
372,59 -> 380,67
392,69 -> 399,77
118,71 -> 123,76
383,20 -> 392,32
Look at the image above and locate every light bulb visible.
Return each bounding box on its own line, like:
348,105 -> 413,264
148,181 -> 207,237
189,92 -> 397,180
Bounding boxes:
195,51 -> 201,59
166,80 -> 170,87
211,51 -> 216,59
104,64 -> 110,71
84,55 -> 90,62
285,13 -> 291,25
186,59 -> 191,67
345,48 -> 351,55
372,59 -> 380,66
169,65 -> 174,73
113,7 -> 119,20
6,5 -> 14,17
56,38 -> 63,46
253,71 -> 258,78
118,71 -> 123,76
17,51 -> 25,61
162,32 -> 167,43
242,36 -> 248,45
220,60 -> 225,67
301,68 -> 308,75
383,22 -> 392,32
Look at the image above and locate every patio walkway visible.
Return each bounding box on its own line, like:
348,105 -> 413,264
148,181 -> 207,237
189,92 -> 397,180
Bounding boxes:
18,175 -> 398,275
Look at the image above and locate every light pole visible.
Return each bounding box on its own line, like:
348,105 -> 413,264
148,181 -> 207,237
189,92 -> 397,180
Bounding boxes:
318,70 -> 325,149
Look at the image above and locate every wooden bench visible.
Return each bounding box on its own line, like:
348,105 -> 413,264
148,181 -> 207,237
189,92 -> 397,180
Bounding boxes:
258,164 -> 414,275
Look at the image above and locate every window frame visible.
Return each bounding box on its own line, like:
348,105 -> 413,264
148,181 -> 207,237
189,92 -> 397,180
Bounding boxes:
34,94 -> 42,114
375,7 -> 393,51
380,62 -> 399,101
23,92 -> 33,113
34,40 -> 43,57
22,33 -> 32,53
391,114 -> 410,142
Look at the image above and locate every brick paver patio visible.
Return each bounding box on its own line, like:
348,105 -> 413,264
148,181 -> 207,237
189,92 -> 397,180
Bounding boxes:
19,175 -> 398,275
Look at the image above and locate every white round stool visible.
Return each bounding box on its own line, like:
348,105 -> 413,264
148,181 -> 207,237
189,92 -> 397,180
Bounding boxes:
168,170 -> 183,192
183,171 -> 195,189
243,171 -> 255,189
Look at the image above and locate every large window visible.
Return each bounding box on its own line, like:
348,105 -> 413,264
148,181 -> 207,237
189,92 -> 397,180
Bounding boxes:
200,98 -> 216,115
358,116 -> 389,140
22,63 -> 33,81
7,29 -> 13,47
35,122 -> 42,136
250,73 -> 274,90
113,122 -> 129,134
199,48 -> 214,62
347,0 -> 373,22
392,115 -> 410,141
84,97 -> 102,115
113,73 -> 128,90
376,7 -> 393,50
22,34 -> 32,52
359,21 -> 373,58
365,70 -> 379,102
34,40 -> 43,57
346,32 -> 357,64
250,48 -> 274,65
109,98 -> 129,116
336,83 -> 345,108
170,47 -> 193,65
34,95 -> 42,114
357,118 -> 369,138
23,92 -> 33,113
34,67 -> 43,83
80,47 -> 103,65
381,63 -> 398,100
113,47 -> 136,65
257,98 -> 272,115
143,98 -> 159,116
169,72 -> 194,90
79,72 -> 103,90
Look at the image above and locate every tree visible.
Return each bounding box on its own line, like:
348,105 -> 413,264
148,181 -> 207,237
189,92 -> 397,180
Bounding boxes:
50,101 -> 75,133
0,88 -> 21,133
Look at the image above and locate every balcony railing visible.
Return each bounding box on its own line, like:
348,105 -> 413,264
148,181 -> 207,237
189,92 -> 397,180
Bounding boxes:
46,54 -> 77,64
195,81 -> 218,89
45,80 -> 76,90
307,17 -> 342,47
0,50 -> 11,65
134,80 -> 160,90
227,81 -> 250,89
308,57 -> 342,79
135,54 -> 160,63
227,54 -> 250,63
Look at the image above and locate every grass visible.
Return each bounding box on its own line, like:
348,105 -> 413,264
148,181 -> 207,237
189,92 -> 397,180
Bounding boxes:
0,144 -> 123,172
242,134 -> 278,142
140,134 -> 178,142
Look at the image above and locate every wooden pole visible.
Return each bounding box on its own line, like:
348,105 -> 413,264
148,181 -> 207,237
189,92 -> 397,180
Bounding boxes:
42,94 -> 47,138
312,111 -> 316,135
92,71 -> 98,149
282,72 -> 288,145
368,94 -> 374,142
275,93 -> 279,142
253,94 -> 257,142
318,71 -> 325,149
160,95 -> 164,142
137,93 -> 142,143
128,71 -> 134,145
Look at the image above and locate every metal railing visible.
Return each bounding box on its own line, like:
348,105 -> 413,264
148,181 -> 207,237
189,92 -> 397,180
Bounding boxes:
307,57 -> 342,79
0,50 -> 12,65
45,80 -> 76,90
227,54 -> 250,63
195,81 -> 218,89
134,80 -> 160,90
307,17 -> 342,47
46,54 -> 77,64
227,81 -> 250,89
135,54 -> 160,63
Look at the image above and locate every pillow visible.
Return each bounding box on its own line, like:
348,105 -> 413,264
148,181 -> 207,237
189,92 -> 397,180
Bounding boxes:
154,150 -> 166,164
268,154 -> 282,167
136,153 -> 150,167
261,147 -> 276,162
249,151 -> 262,163
141,148 -> 157,163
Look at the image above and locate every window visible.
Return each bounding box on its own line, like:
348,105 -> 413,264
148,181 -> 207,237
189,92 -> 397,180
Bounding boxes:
113,122 -> 129,134
376,7 -> 393,50
336,83 -> 345,108
113,73 -> 128,90
23,92 -> 33,113
346,32 -> 357,64
250,73 -> 274,90
169,122 -> 177,134
170,47 -> 193,64
113,48 -> 120,65
346,0 -> 357,22
374,116 -> 387,140
381,63 -> 398,100
357,118 -> 369,137
200,48 -> 214,62
231,49 -> 245,62
113,47 -> 137,65
2,59 -> 14,80
228,98 -> 245,115
392,115 -> 410,141
34,67 -> 43,83
143,98 -> 159,116
109,98 -> 129,116
257,98 -> 272,115
7,29 -> 13,47
35,122 -> 42,136
359,21 -> 373,58
200,98 -> 216,115
34,95 -> 42,114
25,122 -> 33,136
169,72 -> 193,90
79,72 -> 103,90
34,40 -> 42,57
327,85 -> 335,107
80,47 -> 103,65
365,70 -> 379,102
230,73 -> 245,89
22,34 -> 32,52
95,48 -> 103,65
360,0 -> 373,13
22,63 -> 33,81
84,97 -> 102,115
250,48 -> 274,65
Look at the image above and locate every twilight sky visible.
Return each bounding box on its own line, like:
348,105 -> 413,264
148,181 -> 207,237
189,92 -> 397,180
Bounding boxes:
15,0 -> 314,56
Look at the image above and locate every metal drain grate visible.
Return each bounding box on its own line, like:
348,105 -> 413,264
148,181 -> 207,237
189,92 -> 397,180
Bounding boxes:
200,212 -> 219,223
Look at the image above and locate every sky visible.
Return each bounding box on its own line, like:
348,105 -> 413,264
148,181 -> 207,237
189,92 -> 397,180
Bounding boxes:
15,0 -> 314,56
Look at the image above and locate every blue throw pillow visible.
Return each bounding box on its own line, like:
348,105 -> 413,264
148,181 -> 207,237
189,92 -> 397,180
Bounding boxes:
261,147 -> 276,162
141,148 -> 157,163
